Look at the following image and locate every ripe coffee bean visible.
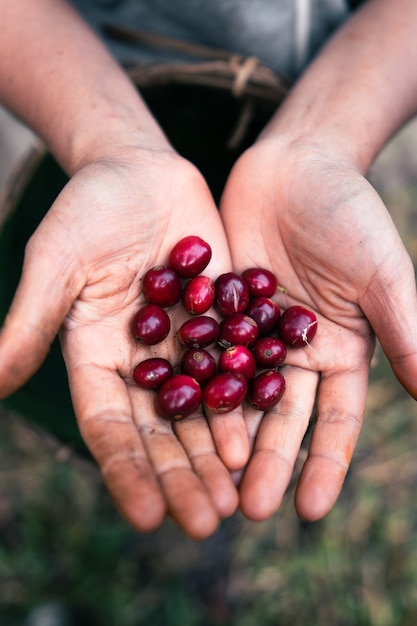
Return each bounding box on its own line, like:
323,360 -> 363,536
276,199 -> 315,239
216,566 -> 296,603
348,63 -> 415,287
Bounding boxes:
245,297 -> 280,336
156,374 -> 202,420
203,372 -> 248,414
219,345 -> 257,381
247,370 -> 286,411
180,348 -> 217,385
178,315 -> 220,348
142,265 -> 182,307
215,272 -> 250,316
242,267 -> 278,298
132,303 -> 171,345
133,357 -> 173,389
182,275 -> 215,315
168,235 -> 212,278
252,336 -> 287,368
218,313 -> 258,348
278,305 -> 317,347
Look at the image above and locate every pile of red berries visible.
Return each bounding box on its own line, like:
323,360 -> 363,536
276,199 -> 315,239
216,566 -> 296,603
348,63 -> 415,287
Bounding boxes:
131,236 -> 317,421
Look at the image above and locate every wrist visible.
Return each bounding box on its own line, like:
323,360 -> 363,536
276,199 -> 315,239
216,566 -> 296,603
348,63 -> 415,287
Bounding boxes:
0,1 -> 172,176
259,0 -> 417,174
61,93 -> 172,176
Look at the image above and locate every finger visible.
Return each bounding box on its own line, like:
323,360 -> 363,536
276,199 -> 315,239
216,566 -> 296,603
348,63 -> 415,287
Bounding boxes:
229,405 -> 268,489
359,246 -> 417,399
132,396 -> 220,540
243,404 -> 265,454
204,405 -> 250,472
0,231 -> 82,397
173,413 -> 240,519
68,362 -> 167,533
294,365 -> 368,521
239,366 -> 319,521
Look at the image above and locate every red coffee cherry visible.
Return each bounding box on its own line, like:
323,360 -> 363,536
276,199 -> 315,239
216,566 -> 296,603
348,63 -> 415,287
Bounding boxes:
177,315 -> 220,348
142,265 -> 182,307
218,313 -> 259,348
252,336 -> 287,368
180,348 -> 217,385
278,305 -> 317,347
219,345 -> 257,381
215,272 -> 250,316
203,372 -> 247,414
242,267 -> 278,298
133,358 -> 173,389
245,297 -> 280,336
247,370 -> 286,411
182,275 -> 215,315
132,303 -> 170,345
168,235 -> 212,278
156,374 -> 202,421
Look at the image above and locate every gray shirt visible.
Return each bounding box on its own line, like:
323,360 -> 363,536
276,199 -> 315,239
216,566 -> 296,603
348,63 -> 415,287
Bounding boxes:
70,0 -> 351,78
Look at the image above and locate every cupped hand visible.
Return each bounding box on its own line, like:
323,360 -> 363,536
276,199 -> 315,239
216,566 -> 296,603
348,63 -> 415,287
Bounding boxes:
0,146 -> 249,539
220,137 -> 417,522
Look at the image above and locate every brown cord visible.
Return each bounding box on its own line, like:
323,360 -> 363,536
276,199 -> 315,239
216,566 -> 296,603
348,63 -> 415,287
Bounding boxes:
230,55 -> 259,98
105,23 -> 292,104
104,23 -> 236,61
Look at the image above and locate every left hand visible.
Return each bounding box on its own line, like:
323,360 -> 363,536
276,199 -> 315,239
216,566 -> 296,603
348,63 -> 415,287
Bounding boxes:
220,136 -> 417,522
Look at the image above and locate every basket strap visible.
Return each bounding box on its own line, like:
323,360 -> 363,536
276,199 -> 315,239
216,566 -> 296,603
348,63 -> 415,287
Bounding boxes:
106,23 -> 292,101
104,23 -> 251,63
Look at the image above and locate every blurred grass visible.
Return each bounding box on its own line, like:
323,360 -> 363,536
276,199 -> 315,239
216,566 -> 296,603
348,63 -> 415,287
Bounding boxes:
1,119 -> 417,626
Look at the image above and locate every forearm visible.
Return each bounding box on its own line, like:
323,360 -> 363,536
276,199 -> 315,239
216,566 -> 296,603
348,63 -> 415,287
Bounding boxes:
0,0 -> 169,175
264,0 -> 417,172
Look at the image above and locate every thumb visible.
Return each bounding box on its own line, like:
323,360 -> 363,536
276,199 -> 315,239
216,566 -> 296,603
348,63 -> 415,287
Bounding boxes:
360,250 -> 417,399
0,233 -> 83,398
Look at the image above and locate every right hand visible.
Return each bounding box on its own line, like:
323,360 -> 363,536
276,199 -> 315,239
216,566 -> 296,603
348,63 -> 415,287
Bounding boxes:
0,144 -> 247,539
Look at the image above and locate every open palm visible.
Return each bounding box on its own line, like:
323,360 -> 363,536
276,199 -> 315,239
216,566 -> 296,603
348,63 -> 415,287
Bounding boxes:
221,138 -> 417,522
0,147 -> 248,539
